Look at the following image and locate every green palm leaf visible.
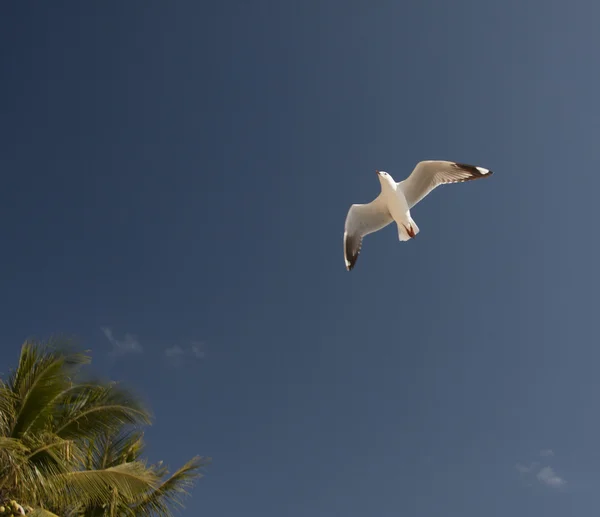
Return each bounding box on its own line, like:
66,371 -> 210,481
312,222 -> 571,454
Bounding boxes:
54,384 -> 151,440
130,456 -> 209,516
60,461 -> 160,505
8,340 -> 90,438
0,437 -> 28,453
0,339 -> 207,516
29,509 -> 61,517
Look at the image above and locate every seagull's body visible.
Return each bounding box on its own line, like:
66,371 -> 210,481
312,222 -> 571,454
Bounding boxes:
343,160 -> 493,271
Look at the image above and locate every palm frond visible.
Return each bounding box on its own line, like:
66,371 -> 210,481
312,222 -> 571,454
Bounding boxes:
0,382 -> 16,435
53,383 -> 151,440
0,341 -> 207,516
0,438 -> 29,494
130,456 -> 210,516
59,461 -> 160,507
9,341 -> 90,438
81,429 -> 146,473
29,509 -> 61,517
25,435 -> 85,487
0,437 -> 29,454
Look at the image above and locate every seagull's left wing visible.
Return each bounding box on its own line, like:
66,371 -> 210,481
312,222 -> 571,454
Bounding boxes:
399,160 -> 493,208
343,194 -> 393,271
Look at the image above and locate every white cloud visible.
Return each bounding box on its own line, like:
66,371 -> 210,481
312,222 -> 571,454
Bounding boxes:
190,342 -> 206,359
516,462 -> 537,474
101,327 -> 143,356
101,327 -> 114,343
537,466 -> 565,488
165,342 -> 206,366
165,345 -> 185,358
165,346 -> 185,366
516,451 -> 566,489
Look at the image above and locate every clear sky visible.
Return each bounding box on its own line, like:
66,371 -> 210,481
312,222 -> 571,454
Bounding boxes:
2,1 -> 600,516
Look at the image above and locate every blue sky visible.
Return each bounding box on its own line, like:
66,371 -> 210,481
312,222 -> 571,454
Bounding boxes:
2,1 -> 600,515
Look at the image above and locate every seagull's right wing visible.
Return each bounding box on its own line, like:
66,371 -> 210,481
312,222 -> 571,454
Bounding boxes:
399,160 -> 493,208
343,194 -> 392,271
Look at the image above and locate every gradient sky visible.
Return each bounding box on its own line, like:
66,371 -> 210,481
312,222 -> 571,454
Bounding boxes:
2,1 -> 600,516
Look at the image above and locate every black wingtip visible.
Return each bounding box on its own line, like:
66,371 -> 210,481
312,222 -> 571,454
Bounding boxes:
453,162 -> 493,178
344,233 -> 360,271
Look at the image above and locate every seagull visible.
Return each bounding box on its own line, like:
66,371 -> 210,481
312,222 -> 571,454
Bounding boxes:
343,160 -> 493,271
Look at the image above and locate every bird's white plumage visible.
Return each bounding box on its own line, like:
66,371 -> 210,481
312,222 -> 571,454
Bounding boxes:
343,161 -> 493,271
399,160 -> 491,208
343,194 -> 393,270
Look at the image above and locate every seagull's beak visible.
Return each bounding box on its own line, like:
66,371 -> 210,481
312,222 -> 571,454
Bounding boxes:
375,170 -> 380,176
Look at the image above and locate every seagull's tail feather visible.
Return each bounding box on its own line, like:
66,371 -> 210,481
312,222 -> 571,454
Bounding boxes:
398,217 -> 420,241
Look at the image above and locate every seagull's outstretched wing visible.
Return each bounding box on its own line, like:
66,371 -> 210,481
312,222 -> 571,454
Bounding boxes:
343,194 -> 392,271
399,160 -> 493,208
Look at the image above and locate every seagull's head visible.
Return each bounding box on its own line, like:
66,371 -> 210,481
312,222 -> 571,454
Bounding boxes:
376,170 -> 395,187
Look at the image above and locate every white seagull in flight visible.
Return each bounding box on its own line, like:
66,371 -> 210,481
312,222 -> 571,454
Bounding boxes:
343,160 -> 493,271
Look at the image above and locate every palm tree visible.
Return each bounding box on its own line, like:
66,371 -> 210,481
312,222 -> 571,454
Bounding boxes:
0,339 -> 208,516
78,430 -> 205,517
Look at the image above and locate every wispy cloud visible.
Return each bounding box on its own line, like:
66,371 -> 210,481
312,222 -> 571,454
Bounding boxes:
190,341 -> 206,359
164,345 -> 185,366
165,345 -> 185,358
165,342 -> 206,366
516,462 -> 538,474
101,327 -> 143,357
515,451 -> 566,489
537,466 -> 565,487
